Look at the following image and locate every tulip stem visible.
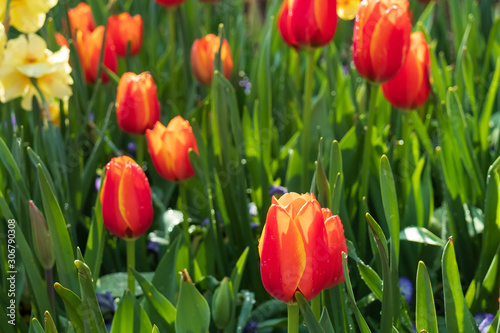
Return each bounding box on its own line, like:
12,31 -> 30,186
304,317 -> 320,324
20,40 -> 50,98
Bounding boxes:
287,303 -> 299,333
126,239 -> 136,295
136,135 -> 145,166
168,9 -> 176,82
205,4 -> 212,34
301,49 -> 316,192
45,269 -> 55,314
179,181 -> 190,242
311,295 -> 321,321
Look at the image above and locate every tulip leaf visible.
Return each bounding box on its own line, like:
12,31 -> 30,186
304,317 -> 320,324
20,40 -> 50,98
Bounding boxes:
480,57 -> 500,153
152,233 -> 183,303
295,292 -> 324,333
175,270 -> 210,333
399,226 -> 444,246
37,165 -> 79,293
415,261 -> 438,333
110,291 -> 152,333
131,268 -> 176,333
84,194 -> 105,285
380,155 -> 400,262
442,239 -> 480,333
152,326 -> 159,333
44,311 -> 58,333
0,136 -> 29,200
319,309 -> 335,333
235,290 -> 255,333
342,252 -> 371,333
356,261 -> 383,301
75,260 -> 108,333
29,318 -> 45,333
229,247 -> 249,297
54,283 -> 84,333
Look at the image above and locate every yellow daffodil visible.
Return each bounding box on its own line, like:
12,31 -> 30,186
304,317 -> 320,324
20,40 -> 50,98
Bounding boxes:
337,0 -> 361,20
47,98 -> 68,126
0,0 -> 57,33
0,33 -> 73,110
0,22 -> 6,63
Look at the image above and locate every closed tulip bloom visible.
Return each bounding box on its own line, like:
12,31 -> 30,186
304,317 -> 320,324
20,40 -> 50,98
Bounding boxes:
29,200 -> 55,270
352,0 -> 412,83
107,13 -> 143,57
321,208 -> 347,288
116,72 -> 160,134
155,0 -> 185,7
100,156 -> 153,239
259,193 -> 332,303
277,0 -> 337,49
191,34 -> 233,85
68,3 -> 95,35
75,26 -> 118,84
381,32 -> 430,110
146,117 -> 199,181
337,0 -> 361,20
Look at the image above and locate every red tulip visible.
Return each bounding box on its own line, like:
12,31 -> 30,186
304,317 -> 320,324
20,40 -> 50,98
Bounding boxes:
155,0 -> 185,7
259,193 -> 333,303
191,34 -> 233,85
75,26 -> 118,84
68,3 -> 95,36
352,0 -> 412,83
55,33 -> 68,48
381,32 -> 431,110
100,156 -> 153,239
277,0 -> 337,49
107,13 -> 143,57
146,117 -> 199,181
321,208 -> 347,288
116,72 -> 160,134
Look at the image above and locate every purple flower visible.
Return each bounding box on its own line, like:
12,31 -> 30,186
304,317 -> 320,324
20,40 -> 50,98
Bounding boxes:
475,313 -> 495,333
96,291 -> 115,313
11,115 -> 16,127
239,77 -> 252,95
127,142 -> 137,158
250,222 -> 259,230
95,176 -> 101,192
147,240 -> 160,253
243,321 -> 258,333
201,218 -> 210,227
269,185 -> 288,197
399,277 -> 413,305
89,112 -> 95,123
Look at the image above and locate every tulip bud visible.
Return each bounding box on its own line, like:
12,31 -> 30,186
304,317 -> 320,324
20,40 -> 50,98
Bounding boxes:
211,277 -> 233,329
107,13 -> 143,57
146,117 -> 199,181
116,72 -> 160,134
277,0 -> 337,49
352,0 -> 412,83
29,201 -> 55,270
381,32 -> 431,110
155,0 -> 186,7
68,3 -> 96,36
191,34 -> 233,85
75,26 -> 118,84
100,156 -> 154,239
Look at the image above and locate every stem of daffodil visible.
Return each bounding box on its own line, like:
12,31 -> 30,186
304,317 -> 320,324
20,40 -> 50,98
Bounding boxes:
30,78 -> 51,123
179,181 -> 190,243
301,49 -> 316,192
126,239 -> 136,295
3,0 -> 11,32
45,269 -> 55,314
168,9 -> 176,82
359,83 -> 378,256
287,303 -> 299,333
136,135 -> 145,166
311,294 -> 321,321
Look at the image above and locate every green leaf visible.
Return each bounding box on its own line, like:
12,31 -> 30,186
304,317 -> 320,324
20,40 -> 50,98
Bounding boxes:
442,239 -> 479,333
229,247 -> 249,297
38,165 -> 78,293
356,262 -> 383,301
0,137 -> 29,199
400,226 -> 444,246
380,155 -> 400,262
44,311 -> 58,333
318,308 -> 335,333
97,272 -> 154,298
131,268 -> 176,332
235,291 -> 255,333
152,234 -> 182,303
480,57 -> 500,153
175,270 -> 210,333
84,194 -> 105,285
295,292 -> 324,333
416,261 -> 438,333
110,291 -> 152,333
54,283 -> 84,333
75,260 -> 107,333
29,318 -> 45,333
152,325 -> 159,333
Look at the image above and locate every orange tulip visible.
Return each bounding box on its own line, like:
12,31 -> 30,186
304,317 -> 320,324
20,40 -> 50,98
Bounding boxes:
259,193 -> 333,303
75,26 -> 118,84
116,72 -> 160,134
100,156 -> 153,239
55,33 -> 68,48
321,208 -> 347,288
352,0 -> 412,83
107,13 -> 143,57
381,32 -> 431,110
191,34 -> 233,85
277,0 -> 337,49
146,117 -> 199,181
68,3 -> 95,36
155,0 -> 185,7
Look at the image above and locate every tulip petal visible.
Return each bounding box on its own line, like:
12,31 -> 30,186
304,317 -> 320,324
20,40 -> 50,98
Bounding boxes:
294,200 -> 329,300
324,215 -> 347,288
260,204 -> 306,303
